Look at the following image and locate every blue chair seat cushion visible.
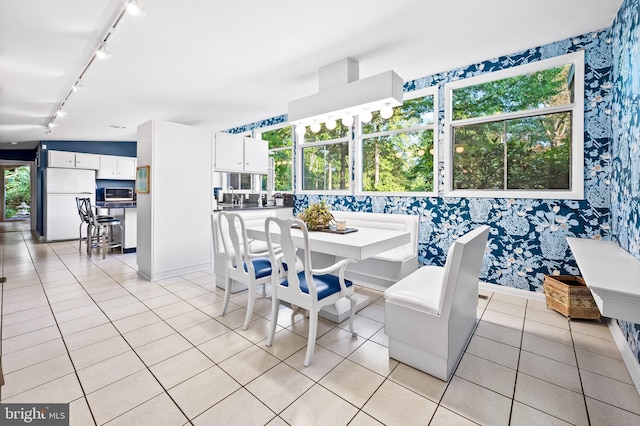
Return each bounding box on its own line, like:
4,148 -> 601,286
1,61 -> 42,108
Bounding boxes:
244,257 -> 272,279
282,271 -> 352,300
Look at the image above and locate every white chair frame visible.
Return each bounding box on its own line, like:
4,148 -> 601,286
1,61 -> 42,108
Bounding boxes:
265,217 -> 358,367
215,211 -> 272,330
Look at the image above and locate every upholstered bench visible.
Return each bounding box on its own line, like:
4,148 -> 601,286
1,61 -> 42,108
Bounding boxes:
330,211 -> 419,289
384,226 -> 490,381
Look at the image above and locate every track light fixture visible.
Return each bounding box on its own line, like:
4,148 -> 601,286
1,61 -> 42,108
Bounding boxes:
95,42 -> 113,59
44,1 -> 143,133
126,0 -> 145,16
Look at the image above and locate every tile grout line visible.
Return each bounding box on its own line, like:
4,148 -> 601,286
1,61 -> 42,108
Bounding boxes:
21,235 -> 99,425
569,319 -> 593,426
50,243 -> 199,425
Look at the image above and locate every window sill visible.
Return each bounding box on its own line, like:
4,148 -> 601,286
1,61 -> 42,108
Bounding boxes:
443,188 -> 584,200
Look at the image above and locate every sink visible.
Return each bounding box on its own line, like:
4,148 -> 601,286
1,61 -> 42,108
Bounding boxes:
217,203 -> 260,210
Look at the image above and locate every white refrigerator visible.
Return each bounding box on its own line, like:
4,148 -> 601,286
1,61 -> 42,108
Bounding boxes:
45,168 -> 96,241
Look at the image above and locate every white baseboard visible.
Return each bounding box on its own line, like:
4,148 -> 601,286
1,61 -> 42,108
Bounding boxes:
608,319 -> 640,396
478,281 -> 546,302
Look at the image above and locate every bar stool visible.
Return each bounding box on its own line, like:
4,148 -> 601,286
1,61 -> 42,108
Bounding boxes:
75,197 -> 112,252
79,198 -> 123,259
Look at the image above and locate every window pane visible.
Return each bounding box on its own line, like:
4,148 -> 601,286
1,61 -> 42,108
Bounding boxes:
452,111 -> 572,190
452,64 -> 574,120
261,127 -> 292,149
301,143 -> 349,190
362,131 -> 434,192
453,122 -> 505,190
362,95 -> 435,133
506,112 -> 571,190
229,173 -> 252,190
271,149 -> 293,191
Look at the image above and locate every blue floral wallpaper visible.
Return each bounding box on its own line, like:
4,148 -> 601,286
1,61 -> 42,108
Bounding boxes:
289,32 -> 612,294
228,10 -> 640,364
610,0 -> 640,364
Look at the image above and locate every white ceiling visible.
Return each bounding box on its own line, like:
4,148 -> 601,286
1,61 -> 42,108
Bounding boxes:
0,0 -> 623,148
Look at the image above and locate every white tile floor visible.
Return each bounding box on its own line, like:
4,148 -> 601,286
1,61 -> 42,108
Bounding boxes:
1,230 -> 640,425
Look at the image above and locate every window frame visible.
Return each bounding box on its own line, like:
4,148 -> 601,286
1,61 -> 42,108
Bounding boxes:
354,86 -> 438,197
255,123 -> 294,194
443,50 -> 585,200
296,126 -> 352,195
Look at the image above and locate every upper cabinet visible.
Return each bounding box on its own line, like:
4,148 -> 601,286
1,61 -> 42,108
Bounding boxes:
97,155 -> 137,180
214,132 -> 268,174
48,150 -> 100,170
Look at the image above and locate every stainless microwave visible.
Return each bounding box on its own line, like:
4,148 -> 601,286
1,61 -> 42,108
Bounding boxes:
97,187 -> 134,201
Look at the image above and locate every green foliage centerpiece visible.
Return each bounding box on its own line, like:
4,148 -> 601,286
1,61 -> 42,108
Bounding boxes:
298,200 -> 334,231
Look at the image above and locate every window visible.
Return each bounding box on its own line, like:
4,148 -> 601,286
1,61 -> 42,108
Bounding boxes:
444,51 -> 584,199
298,122 -> 350,192
357,87 -> 437,195
258,126 -> 293,192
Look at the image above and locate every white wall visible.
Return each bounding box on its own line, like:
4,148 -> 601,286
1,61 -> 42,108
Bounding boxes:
137,119 -> 212,280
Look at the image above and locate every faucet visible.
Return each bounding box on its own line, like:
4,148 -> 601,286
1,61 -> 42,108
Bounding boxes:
229,186 -> 235,205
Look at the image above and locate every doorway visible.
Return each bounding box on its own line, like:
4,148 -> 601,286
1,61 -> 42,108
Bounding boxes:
0,163 -> 34,233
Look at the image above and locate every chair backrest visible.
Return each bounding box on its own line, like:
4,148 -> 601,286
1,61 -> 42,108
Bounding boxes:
217,211 -> 255,279
439,225 -> 490,318
76,197 -> 91,224
265,217 -> 317,304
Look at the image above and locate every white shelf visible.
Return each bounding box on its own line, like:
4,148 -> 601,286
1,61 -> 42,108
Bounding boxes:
567,237 -> 640,323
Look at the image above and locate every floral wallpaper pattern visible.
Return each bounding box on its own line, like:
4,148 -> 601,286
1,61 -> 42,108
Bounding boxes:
610,0 -> 640,364
228,10 -> 640,364
287,31 -> 613,294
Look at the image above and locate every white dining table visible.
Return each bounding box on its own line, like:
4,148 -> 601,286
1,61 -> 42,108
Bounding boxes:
245,225 -> 410,261
245,224 -> 411,322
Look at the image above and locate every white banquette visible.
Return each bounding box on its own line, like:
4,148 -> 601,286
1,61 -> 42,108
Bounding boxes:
330,210 -> 419,289
212,208 -> 419,291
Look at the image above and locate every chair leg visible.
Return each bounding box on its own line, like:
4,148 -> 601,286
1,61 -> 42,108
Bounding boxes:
304,312 -> 318,367
243,287 -> 255,330
266,296 -> 279,347
102,225 -> 108,259
347,294 -> 358,337
220,275 -> 232,316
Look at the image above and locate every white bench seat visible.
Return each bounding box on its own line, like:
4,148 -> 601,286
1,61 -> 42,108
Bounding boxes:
384,226 -> 490,381
330,211 -> 419,289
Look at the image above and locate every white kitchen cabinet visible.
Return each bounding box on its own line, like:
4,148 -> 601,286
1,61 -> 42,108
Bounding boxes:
98,155 -> 137,180
214,132 -> 267,174
48,150 -> 100,170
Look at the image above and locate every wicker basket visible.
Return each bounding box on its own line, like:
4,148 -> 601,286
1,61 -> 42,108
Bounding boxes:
543,275 -> 601,321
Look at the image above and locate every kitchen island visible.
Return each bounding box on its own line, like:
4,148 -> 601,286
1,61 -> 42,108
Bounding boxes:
96,201 -> 137,252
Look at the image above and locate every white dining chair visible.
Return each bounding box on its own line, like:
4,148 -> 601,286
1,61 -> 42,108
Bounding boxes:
216,211 -> 273,330
265,216 -> 358,367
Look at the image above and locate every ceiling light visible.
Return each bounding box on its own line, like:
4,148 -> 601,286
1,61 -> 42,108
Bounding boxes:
56,110 -> 66,118
126,0 -> 144,16
325,119 -> 337,130
295,125 -> 306,137
95,42 -> 112,59
310,122 -> 321,133
456,146 -> 465,153
341,115 -> 354,127
48,122 -> 58,128
10,142 -> 18,145
380,106 -> 394,119
71,84 -> 78,92
288,58 -> 403,127
360,111 -> 373,123
417,149 -> 425,156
